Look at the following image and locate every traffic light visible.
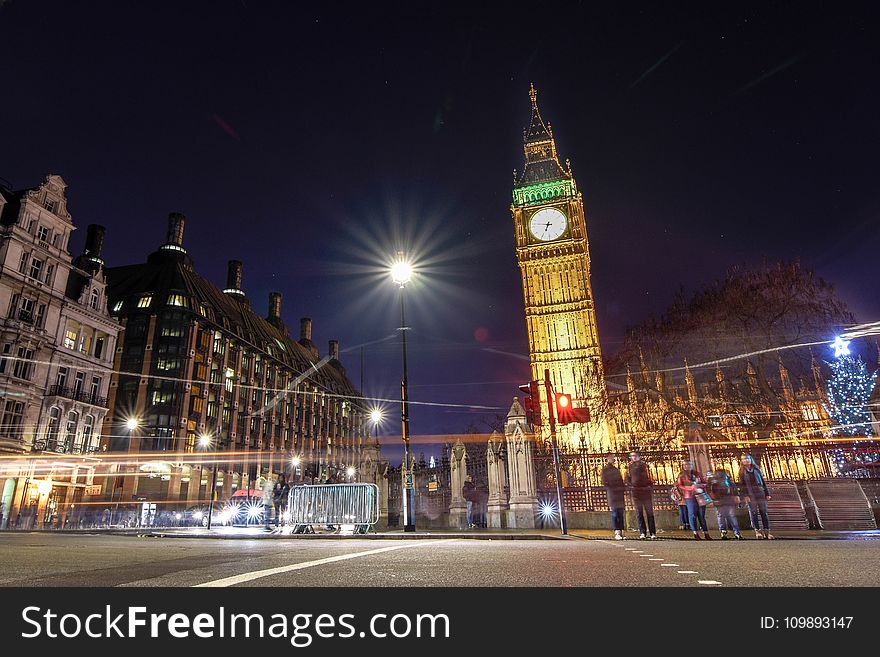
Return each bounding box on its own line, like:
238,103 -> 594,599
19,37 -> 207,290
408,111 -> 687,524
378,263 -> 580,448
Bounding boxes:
518,380 -> 541,427
555,392 -> 590,425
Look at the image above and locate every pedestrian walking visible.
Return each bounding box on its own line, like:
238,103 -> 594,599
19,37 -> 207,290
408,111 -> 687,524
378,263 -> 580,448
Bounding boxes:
273,473 -> 290,527
625,451 -> 656,539
676,460 -> 712,540
739,454 -> 773,539
462,475 -> 477,528
601,456 -> 626,540
707,465 -> 743,540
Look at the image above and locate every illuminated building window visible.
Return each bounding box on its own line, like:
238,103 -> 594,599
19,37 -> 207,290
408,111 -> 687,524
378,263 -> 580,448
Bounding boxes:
137,294 -> 152,308
167,294 -> 186,307
112,301 -> 123,312
64,329 -> 77,350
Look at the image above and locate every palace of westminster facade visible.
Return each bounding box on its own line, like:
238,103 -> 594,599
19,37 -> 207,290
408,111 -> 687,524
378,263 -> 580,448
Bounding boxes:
1,88 -> 875,526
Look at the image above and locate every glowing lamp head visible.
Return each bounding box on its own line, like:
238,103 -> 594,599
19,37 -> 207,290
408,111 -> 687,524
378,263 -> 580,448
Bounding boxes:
558,394 -> 570,408
36,480 -> 53,496
126,418 -> 140,431
198,434 -> 212,448
291,456 -> 301,468
346,466 -> 356,478
370,409 -> 383,425
390,254 -> 413,286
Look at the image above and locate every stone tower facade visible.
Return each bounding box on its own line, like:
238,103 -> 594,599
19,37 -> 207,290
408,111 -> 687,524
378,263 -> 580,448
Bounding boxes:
511,85 -> 609,449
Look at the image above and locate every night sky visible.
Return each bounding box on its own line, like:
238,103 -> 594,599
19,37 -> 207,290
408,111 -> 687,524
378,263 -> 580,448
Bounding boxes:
2,2 -> 878,459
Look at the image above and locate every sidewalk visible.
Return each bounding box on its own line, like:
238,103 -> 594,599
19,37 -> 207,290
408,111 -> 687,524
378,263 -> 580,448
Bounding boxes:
5,525 -> 880,540
567,528 -> 880,541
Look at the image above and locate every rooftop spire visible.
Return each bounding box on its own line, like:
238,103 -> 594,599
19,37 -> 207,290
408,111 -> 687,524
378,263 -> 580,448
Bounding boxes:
525,82 -> 552,144
515,84 -> 573,189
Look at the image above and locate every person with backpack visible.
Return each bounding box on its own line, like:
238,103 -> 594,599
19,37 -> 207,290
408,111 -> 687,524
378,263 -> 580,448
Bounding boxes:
739,454 -> 773,539
707,465 -> 743,540
625,451 -> 656,539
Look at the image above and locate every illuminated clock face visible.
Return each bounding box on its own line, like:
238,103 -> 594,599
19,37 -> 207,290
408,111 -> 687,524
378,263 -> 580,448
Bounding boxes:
529,207 -> 568,242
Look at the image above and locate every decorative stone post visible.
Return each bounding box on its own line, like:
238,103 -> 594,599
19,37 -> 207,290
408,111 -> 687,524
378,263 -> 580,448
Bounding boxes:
504,398 -> 538,528
361,442 -> 389,527
448,439 -> 468,528
486,431 -> 509,528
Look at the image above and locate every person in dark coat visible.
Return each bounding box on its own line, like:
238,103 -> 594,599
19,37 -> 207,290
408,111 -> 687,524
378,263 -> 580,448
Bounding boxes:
462,475 -> 477,528
739,454 -> 773,539
625,451 -> 656,539
601,457 -> 626,540
273,474 -> 290,527
707,465 -> 742,539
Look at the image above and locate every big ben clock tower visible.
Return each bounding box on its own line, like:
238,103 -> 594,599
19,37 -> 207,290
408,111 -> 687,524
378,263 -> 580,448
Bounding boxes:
511,84 -> 609,450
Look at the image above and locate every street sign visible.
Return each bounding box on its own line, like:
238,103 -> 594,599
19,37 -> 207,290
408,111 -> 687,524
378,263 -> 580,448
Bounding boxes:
84,485 -> 102,496
404,473 -> 414,489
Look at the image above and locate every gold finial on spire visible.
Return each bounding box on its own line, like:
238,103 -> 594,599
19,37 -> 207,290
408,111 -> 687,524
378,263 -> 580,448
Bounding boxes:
529,82 -> 537,105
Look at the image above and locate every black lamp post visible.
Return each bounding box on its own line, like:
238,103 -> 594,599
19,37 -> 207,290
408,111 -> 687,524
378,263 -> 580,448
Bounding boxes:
199,433 -> 218,530
391,253 -> 416,532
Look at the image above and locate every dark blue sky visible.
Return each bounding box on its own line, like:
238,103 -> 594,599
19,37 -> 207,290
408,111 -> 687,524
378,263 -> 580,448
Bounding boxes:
2,1 -> 878,457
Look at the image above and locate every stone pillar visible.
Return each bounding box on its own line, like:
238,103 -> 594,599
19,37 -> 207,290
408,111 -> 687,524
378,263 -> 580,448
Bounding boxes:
448,440 -> 468,528
361,442 -> 389,528
504,398 -> 538,528
486,431 -> 509,528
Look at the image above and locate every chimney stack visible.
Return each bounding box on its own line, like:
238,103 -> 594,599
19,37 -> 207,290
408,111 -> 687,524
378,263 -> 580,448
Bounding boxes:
224,260 -> 244,296
268,292 -> 282,323
84,224 -> 105,262
299,317 -> 312,343
329,340 -> 339,360
164,212 -> 186,249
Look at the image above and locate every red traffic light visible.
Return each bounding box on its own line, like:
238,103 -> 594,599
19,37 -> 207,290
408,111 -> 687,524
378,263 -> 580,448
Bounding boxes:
555,393 -> 589,425
519,380 -> 541,427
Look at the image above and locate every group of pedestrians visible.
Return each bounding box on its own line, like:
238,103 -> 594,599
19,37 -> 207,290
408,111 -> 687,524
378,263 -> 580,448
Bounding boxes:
602,451 -> 774,540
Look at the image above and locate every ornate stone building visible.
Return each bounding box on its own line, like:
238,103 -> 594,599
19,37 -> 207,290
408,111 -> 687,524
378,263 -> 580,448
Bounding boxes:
0,174 -> 119,527
511,85 -> 609,450
103,212 -> 369,511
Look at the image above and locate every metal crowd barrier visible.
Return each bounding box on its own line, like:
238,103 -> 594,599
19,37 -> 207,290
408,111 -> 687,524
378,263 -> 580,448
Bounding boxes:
287,483 -> 380,534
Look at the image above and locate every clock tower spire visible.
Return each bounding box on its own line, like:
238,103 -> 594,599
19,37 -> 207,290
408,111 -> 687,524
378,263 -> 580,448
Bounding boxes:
511,84 -> 609,450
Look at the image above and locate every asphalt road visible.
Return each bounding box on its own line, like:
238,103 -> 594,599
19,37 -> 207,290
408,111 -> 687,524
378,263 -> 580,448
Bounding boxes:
1,533 -> 879,587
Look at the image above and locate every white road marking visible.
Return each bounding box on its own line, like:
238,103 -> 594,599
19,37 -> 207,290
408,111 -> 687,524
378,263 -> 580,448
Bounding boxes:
677,570 -> 698,574
698,580 -> 723,585
194,540 -> 447,588
660,563 -> 679,567
638,554 -> 654,557
648,558 -> 663,561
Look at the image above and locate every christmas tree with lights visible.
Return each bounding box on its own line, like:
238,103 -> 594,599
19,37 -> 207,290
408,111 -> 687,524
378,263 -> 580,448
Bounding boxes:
823,337 -> 878,473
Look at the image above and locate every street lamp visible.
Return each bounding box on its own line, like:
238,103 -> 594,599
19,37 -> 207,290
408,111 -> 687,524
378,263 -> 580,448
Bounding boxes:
370,408 -> 383,445
199,433 -> 218,530
391,252 -> 416,532
110,417 -> 140,525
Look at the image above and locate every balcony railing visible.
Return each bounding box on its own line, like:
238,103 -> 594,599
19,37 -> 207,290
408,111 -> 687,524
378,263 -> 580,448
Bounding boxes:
31,439 -> 101,455
47,384 -> 108,407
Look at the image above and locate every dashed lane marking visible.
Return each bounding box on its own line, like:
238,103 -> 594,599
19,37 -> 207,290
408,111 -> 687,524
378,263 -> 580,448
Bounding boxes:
660,563 -> 680,567
698,580 -> 723,585
677,570 -> 698,574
